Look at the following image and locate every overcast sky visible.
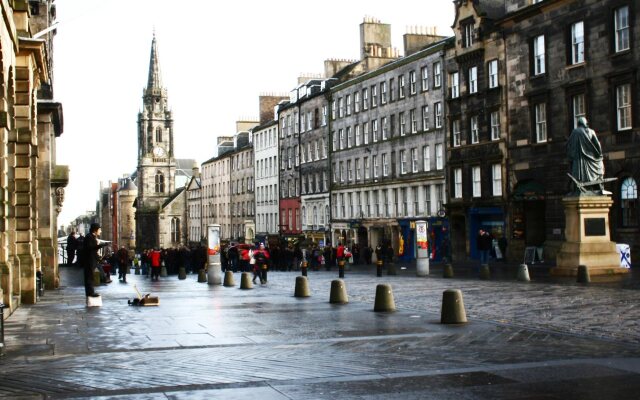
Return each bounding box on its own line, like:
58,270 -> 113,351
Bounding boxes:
54,0 -> 455,228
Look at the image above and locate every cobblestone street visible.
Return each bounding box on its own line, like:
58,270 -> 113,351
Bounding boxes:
1,265 -> 639,399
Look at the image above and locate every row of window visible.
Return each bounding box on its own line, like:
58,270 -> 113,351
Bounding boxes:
301,172 -> 329,195
332,62 -> 443,120
202,201 -> 255,219
282,141 -> 329,170
333,145 -> 444,183
300,205 -> 330,229
452,164 -> 503,199
254,127 -> 277,151
281,208 -> 301,232
531,6 -> 630,77
256,184 -> 278,203
256,212 -> 280,234
449,60 -> 498,99
332,104 -> 443,152
256,156 -> 278,179
451,111 -> 501,147
332,184 -> 445,220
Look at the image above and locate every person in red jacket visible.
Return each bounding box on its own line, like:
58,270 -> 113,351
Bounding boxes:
252,243 -> 270,284
150,248 -> 162,281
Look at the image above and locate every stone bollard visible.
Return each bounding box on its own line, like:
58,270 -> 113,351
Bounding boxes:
294,276 -> 311,298
301,261 -> 308,277
338,260 -> 345,278
441,289 -> 467,324
373,284 -> 396,312
479,264 -> 490,280
223,270 -> 235,287
178,267 -> 187,280
577,265 -> 590,283
240,272 -> 253,289
93,270 -> 101,287
517,264 -> 530,282
443,264 -> 454,278
329,279 -> 349,304
160,265 -> 168,277
197,269 -> 207,283
376,260 -> 383,277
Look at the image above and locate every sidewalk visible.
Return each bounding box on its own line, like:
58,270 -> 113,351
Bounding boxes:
1,266 -> 639,399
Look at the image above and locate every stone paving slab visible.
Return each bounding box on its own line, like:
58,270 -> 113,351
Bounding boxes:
0,268 -> 639,399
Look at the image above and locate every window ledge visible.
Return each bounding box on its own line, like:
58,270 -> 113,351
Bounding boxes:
566,62 -> 586,71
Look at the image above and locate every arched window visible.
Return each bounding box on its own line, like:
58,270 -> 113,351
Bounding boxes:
171,217 -> 180,243
313,206 -> 318,227
325,205 -> 330,226
301,206 -> 306,229
621,177 -> 638,227
155,172 -> 165,193
156,127 -> 163,142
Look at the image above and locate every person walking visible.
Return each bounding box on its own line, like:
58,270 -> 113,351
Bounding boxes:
79,223 -> 108,298
117,246 -> 129,283
66,230 -> 77,265
150,248 -> 162,281
477,229 -> 492,266
253,243 -> 270,284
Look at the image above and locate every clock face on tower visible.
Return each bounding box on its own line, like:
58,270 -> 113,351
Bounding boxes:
152,146 -> 166,157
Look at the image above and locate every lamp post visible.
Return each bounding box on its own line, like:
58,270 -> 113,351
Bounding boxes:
207,224 -> 222,285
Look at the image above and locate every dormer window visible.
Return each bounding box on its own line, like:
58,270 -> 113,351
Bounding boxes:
462,22 -> 474,48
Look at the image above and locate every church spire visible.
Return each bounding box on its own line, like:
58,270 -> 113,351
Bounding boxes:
146,32 -> 163,91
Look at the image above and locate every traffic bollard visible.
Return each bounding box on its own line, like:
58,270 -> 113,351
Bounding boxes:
376,260 -> 383,277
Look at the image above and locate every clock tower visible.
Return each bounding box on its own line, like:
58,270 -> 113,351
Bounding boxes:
135,33 -> 176,250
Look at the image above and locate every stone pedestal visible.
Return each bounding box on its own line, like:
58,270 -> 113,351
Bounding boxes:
553,196 -> 629,276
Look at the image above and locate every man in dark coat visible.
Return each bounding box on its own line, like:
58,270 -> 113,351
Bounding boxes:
80,223 -> 108,297
66,230 -> 77,265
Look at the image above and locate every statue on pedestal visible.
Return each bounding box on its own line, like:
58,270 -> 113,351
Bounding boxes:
566,117 -> 613,195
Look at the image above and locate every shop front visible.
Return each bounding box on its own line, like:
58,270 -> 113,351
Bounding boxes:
397,217 -> 450,263
469,207 -> 505,260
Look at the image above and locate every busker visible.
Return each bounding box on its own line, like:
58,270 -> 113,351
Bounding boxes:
80,223 -> 109,298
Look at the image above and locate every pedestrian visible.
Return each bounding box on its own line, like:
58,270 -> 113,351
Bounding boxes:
117,246 -> 129,283
253,243 -> 270,284
498,236 -> 508,263
477,229 -> 492,266
375,243 -> 383,263
150,248 -> 162,281
363,245 -> 372,265
336,242 -> 345,262
352,243 -> 360,265
79,223 -> 108,298
66,230 -> 77,265
323,246 -> 332,271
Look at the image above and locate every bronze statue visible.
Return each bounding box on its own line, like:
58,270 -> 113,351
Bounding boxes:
566,117 -> 613,195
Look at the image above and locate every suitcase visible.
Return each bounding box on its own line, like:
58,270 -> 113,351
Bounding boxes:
129,284 -> 159,306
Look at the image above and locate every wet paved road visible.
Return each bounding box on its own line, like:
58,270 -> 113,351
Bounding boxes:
1,265 -> 639,399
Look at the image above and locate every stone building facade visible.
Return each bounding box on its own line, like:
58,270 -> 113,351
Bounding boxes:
500,0 -> 640,260
229,132 -> 255,242
299,81 -> 331,245
117,177 -> 137,250
253,120 -> 280,240
330,35 -> 448,261
445,0 -> 508,261
278,100 -> 302,240
185,166 -> 202,244
1,0 -> 67,311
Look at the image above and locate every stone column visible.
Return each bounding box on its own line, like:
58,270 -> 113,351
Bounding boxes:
14,65 -> 37,304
